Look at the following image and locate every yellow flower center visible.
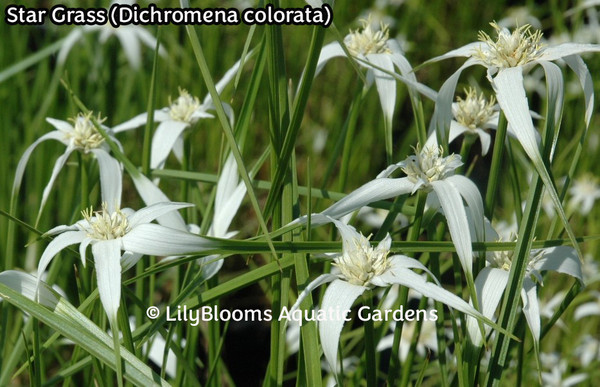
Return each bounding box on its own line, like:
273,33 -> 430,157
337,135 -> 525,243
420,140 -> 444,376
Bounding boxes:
334,234 -> 391,286
168,88 -> 201,123
474,22 -> 544,68
492,249 -> 514,271
345,16 -> 392,56
82,203 -> 130,240
454,88 -> 496,130
400,145 -> 462,190
491,236 -> 545,276
65,112 -> 106,152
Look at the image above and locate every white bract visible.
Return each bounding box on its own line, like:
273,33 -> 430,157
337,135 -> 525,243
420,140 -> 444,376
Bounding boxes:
35,166 -> 215,323
13,112 -> 122,223
293,145 -> 484,278
312,15 -> 435,133
289,217 -> 487,375
425,22 -> 600,256
113,58 -> 242,170
57,0 -> 166,69
466,225 -> 583,350
200,153 -> 248,277
159,152 -> 248,281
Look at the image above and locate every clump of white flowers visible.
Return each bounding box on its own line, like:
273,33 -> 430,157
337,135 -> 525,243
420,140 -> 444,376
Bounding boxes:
454,88 -> 496,130
168,88 -> 202,123
474,22 -> 544,68
334,233 -> 391,286
81,203 -> 130,240
399,145 -> 462,192
345,16 -> 392,56
64,112 -> 106,152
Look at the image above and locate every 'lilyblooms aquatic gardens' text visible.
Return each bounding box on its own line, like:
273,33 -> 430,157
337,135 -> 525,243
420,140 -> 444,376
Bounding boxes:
146,305 -> 437,327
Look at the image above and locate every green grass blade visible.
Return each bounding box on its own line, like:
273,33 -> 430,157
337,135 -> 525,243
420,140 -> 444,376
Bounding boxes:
0,275 -> 169,386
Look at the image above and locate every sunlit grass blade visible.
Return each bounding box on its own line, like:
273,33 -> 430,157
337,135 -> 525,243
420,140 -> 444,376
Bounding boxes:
0,271 -> 169,386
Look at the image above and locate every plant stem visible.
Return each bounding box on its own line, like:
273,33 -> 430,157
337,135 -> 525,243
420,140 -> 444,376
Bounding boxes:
387,191 -> 426,384
363,291 -> 377,386
485,112 -> 508,218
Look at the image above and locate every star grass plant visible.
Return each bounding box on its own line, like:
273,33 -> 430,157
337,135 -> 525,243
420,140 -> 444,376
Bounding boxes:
1,1 -> 600,386
12,111 -> 122,225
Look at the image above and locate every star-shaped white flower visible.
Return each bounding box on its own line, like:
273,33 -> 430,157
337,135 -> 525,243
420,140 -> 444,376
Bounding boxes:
293,145 -> 485,279
112,59 -> 241,170
57,0 -> 166,69
425,88 -> 499,156
313,15 -> 435,132
466,225 -> 583,350
13,112 -> 122,223
425,22 -> 600,255
289,217 -> 488,375
113,87 -> 213,170
36,166 -> 215,323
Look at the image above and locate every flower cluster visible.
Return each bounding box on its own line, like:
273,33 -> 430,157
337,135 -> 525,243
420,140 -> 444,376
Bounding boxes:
64,112 -> 106,152
333,233 -> 391,286
474,22 -> 544,68
345,17 -> 392,56
453,87 -> 496,131
399,145 -> 462,192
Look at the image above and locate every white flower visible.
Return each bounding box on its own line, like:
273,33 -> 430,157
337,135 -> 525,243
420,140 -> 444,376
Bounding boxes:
540,352 -> 588,387
293,145 -> 485,279
393,145 -> 463,192
113,87 -> 213,170
312,15 -> 435,132
425,22 -> 600,256
568,173 -> 600,215
426,88 -> 499,155
113,58 -> 242,170
13,112 -> 122,223
289,217 -> 488,375
345,17 -> 392,56
466,225 -> 583,349
57,0 -> 166,69
473,22 -> 545,68
36,168 -> 215,323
